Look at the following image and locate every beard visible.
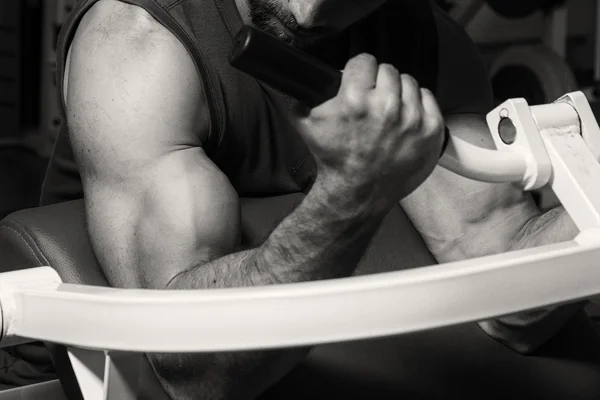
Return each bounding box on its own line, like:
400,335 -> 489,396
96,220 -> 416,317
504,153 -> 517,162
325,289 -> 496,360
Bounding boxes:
247,0 -> 331,49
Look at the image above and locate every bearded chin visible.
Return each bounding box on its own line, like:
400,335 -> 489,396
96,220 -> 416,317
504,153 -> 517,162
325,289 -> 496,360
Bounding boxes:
253,18 -> 300,47
247,0 -> 316,49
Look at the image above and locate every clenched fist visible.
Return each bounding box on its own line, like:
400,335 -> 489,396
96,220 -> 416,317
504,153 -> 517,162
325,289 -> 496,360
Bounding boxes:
292,53 -> 446,205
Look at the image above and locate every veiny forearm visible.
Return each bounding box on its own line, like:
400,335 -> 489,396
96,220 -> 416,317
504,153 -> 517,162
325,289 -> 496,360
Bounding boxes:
157,175 -> 390,400
167,176 -> 388,290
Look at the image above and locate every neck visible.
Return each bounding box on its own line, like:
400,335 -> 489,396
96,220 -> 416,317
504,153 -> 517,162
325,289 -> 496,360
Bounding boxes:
234,0 -> 251,25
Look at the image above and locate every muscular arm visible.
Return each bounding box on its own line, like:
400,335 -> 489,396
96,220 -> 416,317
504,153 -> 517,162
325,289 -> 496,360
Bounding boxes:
403,4 -> 536,258
403,114 -> 578,261
67,4 -> 388,399
418,3 -> 579,259
402,113 -> 581,353
400,4 -> 584,354
400,114 -> 538,261
402,2 -> 548,256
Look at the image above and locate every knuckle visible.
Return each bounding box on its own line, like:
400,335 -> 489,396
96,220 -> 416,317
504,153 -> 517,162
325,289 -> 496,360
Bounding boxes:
403,107 -> 422,130
401,73 -> 418,87
294,114 -> 315,133
432,116 -> 445,133
425,113 -> 445,133
423,114 -> 440,128
379,62 -> 400,75
341,90 -> 369,115
377,92 -> 401,116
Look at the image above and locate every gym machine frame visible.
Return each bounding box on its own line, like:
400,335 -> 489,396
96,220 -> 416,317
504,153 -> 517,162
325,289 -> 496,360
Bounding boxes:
2,91 -> 600,399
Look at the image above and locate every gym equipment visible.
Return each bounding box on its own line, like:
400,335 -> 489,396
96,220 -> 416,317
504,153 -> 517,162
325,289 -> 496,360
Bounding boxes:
486,0 -> 543,18
3,82 -> 600,399
448,0 -> 484,26
231,26 -> 449,158
491,44 -> 578,106
229,26 -> 548,184
439,0 -> 576,123
486,0 -> 567,19
229,26 -> 342,109
484,1 -> 574,209
441,0 -> 570,34
465,0 -> 575,59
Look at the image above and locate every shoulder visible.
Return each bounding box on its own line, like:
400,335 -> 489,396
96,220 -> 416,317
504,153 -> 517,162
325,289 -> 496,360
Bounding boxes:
65,0 -> 208,149
76,0 -> 162,40
73,0 -> 184,57
429,2 -> 494,115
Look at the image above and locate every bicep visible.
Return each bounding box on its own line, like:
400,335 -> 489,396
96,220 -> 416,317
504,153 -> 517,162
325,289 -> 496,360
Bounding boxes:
66,12 -> 239,289
87,148 -> 240,290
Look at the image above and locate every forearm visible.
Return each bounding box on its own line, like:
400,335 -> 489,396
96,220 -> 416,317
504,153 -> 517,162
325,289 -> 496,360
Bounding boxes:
167,175 -> 388,290
403,113 -> 585,353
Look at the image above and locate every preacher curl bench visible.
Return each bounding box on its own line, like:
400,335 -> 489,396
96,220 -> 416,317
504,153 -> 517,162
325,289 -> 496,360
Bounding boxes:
3,92 -> 600,399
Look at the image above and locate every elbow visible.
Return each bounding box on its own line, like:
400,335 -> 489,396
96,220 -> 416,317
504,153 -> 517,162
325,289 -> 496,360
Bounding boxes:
477,302 -> 586,355
477,320 -> 542,355
162,269 -> 189,290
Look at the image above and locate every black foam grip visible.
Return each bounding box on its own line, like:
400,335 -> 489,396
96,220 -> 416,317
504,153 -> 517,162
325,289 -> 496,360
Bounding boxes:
440,126 -> 450,158
229,26 -> 342,108
229,25 -> 449,158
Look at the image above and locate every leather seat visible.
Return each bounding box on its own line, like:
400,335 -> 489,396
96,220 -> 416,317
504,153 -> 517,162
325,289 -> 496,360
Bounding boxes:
3,197 -> 600,399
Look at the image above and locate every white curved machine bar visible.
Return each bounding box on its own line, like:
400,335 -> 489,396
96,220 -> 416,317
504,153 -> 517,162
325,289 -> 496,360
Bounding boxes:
440,131 -> 530,184
2,238 -> 600,353
2,91 -> 600,399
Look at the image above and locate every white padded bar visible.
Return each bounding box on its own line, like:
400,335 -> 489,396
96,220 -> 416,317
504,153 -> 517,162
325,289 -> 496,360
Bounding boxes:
439,134 -> 529,183
5,232 -> 600,353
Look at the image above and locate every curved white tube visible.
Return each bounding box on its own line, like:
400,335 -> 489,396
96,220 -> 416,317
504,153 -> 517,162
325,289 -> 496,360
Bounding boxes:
5,233 -> 600,353
439,135 -> 529,183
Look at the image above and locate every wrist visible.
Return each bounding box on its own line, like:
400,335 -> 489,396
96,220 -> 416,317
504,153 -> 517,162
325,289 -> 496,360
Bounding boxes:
311,171 -> 393,221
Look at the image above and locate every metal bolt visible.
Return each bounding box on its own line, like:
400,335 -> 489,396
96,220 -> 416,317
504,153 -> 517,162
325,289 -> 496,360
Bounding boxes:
498,117 -> 517,145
